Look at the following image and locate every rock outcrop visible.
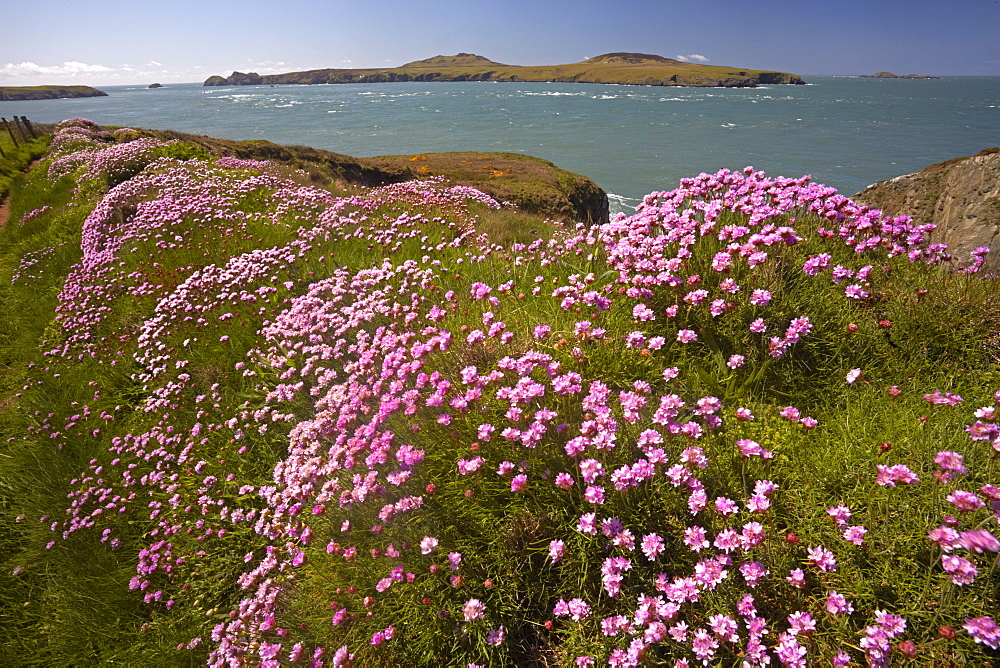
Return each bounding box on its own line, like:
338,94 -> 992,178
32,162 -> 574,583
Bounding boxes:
148,83 -> 164,89
853,149 -> 1000,269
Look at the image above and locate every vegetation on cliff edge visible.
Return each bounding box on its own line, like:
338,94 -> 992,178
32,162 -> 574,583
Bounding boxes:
0,119 -> 998,666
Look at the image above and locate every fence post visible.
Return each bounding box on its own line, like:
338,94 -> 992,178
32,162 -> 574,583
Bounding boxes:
12,116 -> 29,142
20,117 -> 38,139
1,118 -> 20,146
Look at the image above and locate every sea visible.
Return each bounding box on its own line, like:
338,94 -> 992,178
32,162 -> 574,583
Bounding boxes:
3,76 -> 998,213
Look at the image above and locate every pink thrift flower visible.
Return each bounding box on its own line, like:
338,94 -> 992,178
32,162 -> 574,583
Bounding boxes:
641,533 -> 665,561
825,590 -> 854,615
677,329 -> 698,343
934,450 -> 967,474
842,525 -> 868,546
584,485 -> 606,505
779,406 -> 800,421
548,539 -> 565,563
714,497 -> 739,516
875,464 -> 920,486
420,536 -> 439,554
683,526 -> 709,552
942,555 -> 977,584
964,616 -> 1000,649
807,545 -> 837,572
510,474 -> 528,493
947,489 -> 985,511
463,598 -> 486,621
554,472 -> 574,489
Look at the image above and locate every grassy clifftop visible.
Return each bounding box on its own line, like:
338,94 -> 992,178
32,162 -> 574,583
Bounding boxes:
128,128 -> 609,225
205,52 -> 805,88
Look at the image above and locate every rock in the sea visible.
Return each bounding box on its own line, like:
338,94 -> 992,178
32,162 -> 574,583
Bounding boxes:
853,149 -> 1000,269
148,83 -> 164,89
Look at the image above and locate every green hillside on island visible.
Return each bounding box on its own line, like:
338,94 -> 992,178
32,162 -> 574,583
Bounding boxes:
205,52 -> 805,88
0,85 -> 108,101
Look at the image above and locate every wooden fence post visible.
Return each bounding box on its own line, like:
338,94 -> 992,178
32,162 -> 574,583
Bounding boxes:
12,116 -> 29,142
1,118 -> 20,146
20,117 -> 38,139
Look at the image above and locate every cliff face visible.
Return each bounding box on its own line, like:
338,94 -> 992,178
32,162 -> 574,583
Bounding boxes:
853,149 -> 1000,268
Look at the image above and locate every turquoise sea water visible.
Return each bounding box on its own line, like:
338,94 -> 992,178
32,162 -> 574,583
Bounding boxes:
3,76 -> 998,208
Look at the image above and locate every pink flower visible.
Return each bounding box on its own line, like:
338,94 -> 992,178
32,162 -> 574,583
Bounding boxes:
510,474 -> 528,493
875,464 -> 920,486
947,489 -> 985,511
677,329 -> 698,343
463,598 -> 486,621
846,368 -> 862,384
584,485 -> 605,505
842,525 -> 867,546
964,616 -> 1000,649
548,539 -> 565,563
942,555 -> 977,584
825,590 -> 854,615
807,545 -> 837,572
641,533 -> 665,561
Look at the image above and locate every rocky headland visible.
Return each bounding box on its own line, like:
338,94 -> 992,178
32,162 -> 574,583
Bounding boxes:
204,52 -> 805,88
853,148 -> 1000,268
142,128 -> 609,224
0,85 -> 108,101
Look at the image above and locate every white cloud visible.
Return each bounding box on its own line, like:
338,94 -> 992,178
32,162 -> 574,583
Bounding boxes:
676,54 -> 709,63
1,60 -> 114,77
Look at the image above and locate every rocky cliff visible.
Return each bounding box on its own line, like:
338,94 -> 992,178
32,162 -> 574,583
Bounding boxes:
853,149 -> 1000,269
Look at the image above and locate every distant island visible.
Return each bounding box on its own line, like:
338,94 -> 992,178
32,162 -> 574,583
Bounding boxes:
148,83 -> 164,89
0,85 -> 108,101
859,72 -> 940,79
205,52 -> 805,88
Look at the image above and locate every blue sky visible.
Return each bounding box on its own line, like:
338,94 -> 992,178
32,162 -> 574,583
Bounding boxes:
3,0 -> 998,85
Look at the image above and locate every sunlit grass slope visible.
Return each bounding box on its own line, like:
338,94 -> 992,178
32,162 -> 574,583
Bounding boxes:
1,118 -> 998,666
